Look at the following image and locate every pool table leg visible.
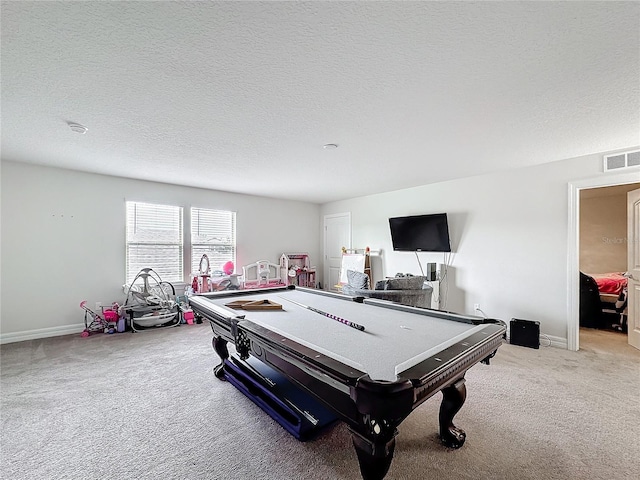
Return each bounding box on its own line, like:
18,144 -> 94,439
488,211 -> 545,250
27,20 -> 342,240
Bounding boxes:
439,377 -> 467,448
211,336 -> 229,380
350,426 -> 397,480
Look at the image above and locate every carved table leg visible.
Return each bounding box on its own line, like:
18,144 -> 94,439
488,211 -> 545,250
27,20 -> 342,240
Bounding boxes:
211,336 -> 229,380
439,378 -> 467,448
350,427 -> 397,480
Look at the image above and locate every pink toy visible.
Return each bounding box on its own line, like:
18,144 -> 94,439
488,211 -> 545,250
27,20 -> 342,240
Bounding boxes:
183,310 -> 194,324
103,309 -> 118,334
223,261 -> 234,275
197,254 -> 212,292
79,301 -> 109,337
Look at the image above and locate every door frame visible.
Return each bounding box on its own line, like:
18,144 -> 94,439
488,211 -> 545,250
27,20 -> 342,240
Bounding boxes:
567,171 -> 640,351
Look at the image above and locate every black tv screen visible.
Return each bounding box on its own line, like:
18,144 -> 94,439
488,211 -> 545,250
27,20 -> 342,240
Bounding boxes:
389,213 -> 451,252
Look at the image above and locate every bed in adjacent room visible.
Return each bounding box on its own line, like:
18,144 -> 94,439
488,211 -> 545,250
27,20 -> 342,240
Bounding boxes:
579,272 -> 628,331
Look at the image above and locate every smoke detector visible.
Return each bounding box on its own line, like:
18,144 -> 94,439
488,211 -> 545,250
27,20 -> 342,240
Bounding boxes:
67,122 -> 88,134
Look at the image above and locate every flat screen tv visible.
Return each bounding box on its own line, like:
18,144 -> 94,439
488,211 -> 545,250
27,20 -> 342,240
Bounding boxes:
389,213 -> 452,252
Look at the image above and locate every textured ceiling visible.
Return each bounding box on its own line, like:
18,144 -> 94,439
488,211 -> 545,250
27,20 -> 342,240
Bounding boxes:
2,1 -> 639,203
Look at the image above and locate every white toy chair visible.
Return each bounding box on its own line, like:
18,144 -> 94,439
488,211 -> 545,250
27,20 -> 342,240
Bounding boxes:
242,260 -> 281,288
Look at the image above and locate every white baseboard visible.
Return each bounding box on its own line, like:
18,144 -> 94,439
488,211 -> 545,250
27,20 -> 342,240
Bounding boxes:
506,331 -> 568,349
0,323 -> 85,344
542,334 -> 567,349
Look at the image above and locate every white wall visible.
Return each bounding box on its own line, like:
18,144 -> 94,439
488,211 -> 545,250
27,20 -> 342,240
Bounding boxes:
1,161 -> 320,341
4,149 -> 638,346
320,149 -> 640,346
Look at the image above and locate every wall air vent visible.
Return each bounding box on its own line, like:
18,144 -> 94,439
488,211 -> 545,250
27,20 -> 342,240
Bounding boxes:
603,149 -> 640,172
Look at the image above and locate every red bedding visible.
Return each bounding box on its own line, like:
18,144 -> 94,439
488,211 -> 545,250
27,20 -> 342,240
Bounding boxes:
589,272 -> 628,295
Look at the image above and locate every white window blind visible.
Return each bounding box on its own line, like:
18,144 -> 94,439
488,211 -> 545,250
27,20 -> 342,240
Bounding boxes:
191,208 -> 236,275
126,202 -> 183,284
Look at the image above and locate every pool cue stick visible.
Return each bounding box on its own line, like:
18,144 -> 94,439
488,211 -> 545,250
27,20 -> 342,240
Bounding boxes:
278,296 -> 365,331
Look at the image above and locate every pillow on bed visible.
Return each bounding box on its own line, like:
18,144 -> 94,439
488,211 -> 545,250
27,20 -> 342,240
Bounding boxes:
347,269 -> 370,290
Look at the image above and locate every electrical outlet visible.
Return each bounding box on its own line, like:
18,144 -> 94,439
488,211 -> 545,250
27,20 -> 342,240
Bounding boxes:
474,303 -> 480,312
95,301 -> 102,311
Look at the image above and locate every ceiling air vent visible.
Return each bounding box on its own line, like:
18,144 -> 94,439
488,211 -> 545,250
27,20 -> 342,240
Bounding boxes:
603,149 -> 640,172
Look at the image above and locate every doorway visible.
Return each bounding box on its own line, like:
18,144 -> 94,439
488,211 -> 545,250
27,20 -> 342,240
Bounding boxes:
323,213 -> 351,292
568,172 -> 640,351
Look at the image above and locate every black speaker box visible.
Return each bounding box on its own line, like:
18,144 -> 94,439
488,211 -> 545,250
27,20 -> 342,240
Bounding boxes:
510,318 -> 540,349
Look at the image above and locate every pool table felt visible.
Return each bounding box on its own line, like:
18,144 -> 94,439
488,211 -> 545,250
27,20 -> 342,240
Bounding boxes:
207,289 -> 484,382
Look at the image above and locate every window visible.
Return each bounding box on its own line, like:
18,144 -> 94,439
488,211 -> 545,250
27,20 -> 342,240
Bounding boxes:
125,203 -> 236,284
126,202 -> 183,284
191,207 -> 236,275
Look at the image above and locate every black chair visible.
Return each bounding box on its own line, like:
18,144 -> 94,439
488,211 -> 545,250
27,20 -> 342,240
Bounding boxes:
579,272 -> 604,329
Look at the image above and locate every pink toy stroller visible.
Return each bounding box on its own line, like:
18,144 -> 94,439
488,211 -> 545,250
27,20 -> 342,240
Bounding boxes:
79,301 -> 111,337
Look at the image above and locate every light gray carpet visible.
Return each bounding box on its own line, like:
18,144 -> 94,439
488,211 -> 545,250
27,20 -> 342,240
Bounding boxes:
1,324 -> 638,480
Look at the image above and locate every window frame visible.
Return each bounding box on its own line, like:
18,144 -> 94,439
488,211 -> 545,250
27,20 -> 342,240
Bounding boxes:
125,201 -> 184,284
125,201 -> 237,285
189,207 -> 237,279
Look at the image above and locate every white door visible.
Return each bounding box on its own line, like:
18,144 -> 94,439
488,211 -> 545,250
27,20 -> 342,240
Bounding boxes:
627,188 -> 640,350
323,213 -> 351,291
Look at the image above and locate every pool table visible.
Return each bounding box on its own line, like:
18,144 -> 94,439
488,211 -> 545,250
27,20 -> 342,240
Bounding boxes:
188,286 -> 505,480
